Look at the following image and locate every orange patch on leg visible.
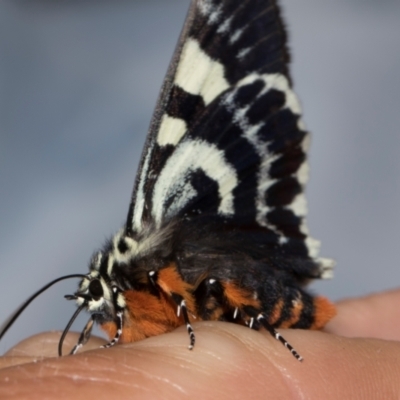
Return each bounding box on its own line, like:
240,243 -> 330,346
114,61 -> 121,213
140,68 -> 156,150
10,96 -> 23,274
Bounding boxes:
101,263 -> 197,343
101,290 -> 183,343
310,296 -> 337,329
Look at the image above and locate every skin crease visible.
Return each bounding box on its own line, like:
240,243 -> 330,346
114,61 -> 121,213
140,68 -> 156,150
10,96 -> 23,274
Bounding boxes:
1,290 -> 400,399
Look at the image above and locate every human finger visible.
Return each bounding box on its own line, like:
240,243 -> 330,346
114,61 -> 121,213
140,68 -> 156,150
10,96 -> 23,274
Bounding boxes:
1,322 -> 400,399
325,288 -> 400,340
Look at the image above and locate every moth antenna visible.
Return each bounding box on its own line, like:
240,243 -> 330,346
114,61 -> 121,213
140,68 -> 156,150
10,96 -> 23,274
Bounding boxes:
0,274 -> 87,342
58,301 -> 87,356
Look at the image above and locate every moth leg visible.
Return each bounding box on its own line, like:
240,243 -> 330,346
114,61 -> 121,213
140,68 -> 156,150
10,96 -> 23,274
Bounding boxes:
193,277 -> 227,320
258,313 -> 303,361
148,267 -> 196,349
102,310 -> 123,349
172,293 -> 195,350
70,316 -> 94,355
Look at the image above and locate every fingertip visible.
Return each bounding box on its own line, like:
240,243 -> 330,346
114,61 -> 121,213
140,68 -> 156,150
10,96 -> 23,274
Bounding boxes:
325,288 -> 400,340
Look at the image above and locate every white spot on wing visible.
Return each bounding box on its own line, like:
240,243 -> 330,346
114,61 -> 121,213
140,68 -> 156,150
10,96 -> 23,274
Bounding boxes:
132,146 -> 152,232
197,0 -> 213,16
198,0 -> 222,24
157,115 -> 187,146
151,139 -> 238,224
318,258 -> 335,279
299,220 -> 309,235
305,237 -> 321,258
174,38 -> 229,105
237,47 -> 251,60
287,193 -> 307,217
217,16 -> 232,34
230,28 -> 244,44
297,161 -> 309,186
209,7 -> 222,24
278,236 -> 288,245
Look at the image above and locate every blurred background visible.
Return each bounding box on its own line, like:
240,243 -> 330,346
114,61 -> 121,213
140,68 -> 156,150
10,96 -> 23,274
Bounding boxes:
1,0 -> 400,351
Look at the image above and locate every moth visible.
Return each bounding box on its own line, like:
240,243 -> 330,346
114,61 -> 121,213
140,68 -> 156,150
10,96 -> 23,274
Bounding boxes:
1,0 -> 336,361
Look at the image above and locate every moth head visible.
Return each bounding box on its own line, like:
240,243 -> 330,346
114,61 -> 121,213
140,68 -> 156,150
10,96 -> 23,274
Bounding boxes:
58,266 -> 127,356
67,250 -> 128,323
73,271 -> 115,315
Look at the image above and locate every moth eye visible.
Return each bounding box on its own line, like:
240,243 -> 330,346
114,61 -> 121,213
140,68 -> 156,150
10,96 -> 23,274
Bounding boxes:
89,279 -> 103,299
117,238 -> 129,254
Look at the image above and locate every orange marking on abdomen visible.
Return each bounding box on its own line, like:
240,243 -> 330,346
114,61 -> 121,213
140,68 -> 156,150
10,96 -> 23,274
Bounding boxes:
310,296 -> 337,329
268,298 -> 284,325
280,299 -> 304,329
221,282 -> 260,309
157,263 -> 196,312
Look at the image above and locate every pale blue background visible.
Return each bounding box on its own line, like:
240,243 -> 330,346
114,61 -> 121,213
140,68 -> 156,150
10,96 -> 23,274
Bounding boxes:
1,0 -> 400,351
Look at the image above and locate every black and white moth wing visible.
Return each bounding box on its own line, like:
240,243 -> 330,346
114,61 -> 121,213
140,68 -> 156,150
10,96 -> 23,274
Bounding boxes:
127,0 -> 333,280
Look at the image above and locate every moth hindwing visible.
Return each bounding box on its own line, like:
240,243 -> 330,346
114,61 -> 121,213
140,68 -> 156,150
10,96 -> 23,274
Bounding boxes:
1,0 -> 336,361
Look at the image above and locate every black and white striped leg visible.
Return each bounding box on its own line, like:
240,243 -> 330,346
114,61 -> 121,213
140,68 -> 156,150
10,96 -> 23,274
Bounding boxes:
102,311 -> 123,349
70,316 -> 95,355
249,317 -> 255,329
256,314 -> 303,362
172,293 -> 195,350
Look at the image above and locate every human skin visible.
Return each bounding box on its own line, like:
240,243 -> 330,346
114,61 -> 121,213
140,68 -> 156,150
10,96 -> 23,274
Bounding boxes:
1,289 -> 400,399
